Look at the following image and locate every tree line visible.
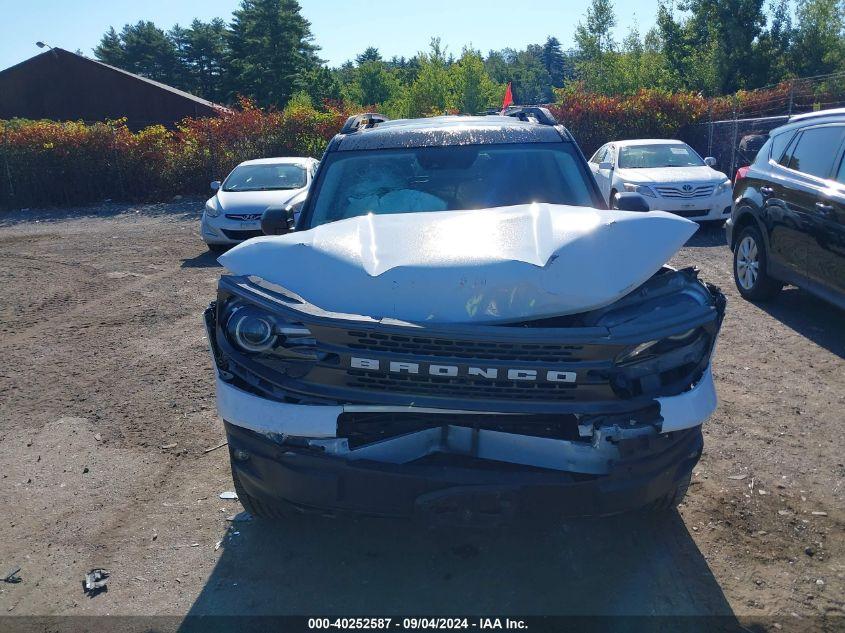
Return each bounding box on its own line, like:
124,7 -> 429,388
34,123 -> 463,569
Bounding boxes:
93,0 -> 845,116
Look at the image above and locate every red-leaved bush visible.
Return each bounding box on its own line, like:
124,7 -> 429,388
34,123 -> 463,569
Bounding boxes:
1,83 -> 835,209
0,98 -> 353,209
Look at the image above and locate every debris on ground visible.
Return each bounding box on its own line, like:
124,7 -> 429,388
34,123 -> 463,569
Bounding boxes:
161,442 -> 178,450
215,540 -> 222,551
204,441 -> 228,454
728,473 -> 748,480
226,512 -> 252,523
219,491 -> 238,500
83,569 -> 109,597
811,511 -> 828,517
3,566 -> 22,583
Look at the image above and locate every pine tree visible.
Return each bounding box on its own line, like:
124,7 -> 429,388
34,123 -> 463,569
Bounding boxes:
227,0 -> 321,107
94,27 -> 125,67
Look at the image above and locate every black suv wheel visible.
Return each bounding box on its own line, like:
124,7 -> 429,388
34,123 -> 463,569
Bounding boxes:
733,225 -> 782,301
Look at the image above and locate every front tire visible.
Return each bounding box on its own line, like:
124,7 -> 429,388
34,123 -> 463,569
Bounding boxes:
206,243 -> 227,254
733,225 -> 782,301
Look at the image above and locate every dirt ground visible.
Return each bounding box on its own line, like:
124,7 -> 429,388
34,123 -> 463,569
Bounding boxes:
0,200 -> 842,630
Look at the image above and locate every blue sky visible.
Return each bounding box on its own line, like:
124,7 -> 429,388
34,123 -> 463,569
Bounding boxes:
1,0 -> 660,71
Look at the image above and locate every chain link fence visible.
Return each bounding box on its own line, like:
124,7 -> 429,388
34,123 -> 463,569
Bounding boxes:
681,71 -> 845,179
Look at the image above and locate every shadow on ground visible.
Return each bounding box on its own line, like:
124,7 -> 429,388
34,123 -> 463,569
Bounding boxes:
180,510 -> 736,628
181,250 -> 225,269
685,222 -> 728,248
756,286 -> 845,359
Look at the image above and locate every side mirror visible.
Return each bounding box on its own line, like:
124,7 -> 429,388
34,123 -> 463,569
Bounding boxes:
210,180 -> 221,191
613,192 -> 651,212
704,157 -> 717,167
598,161 -> 614,171
261,204 -> 296,236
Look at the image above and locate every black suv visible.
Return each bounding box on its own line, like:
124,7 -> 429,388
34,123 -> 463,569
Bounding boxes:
205,109 -> 724,525
727,108 -> 845,309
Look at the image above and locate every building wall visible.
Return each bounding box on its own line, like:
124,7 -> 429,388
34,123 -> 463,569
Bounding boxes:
0,49 -> 221,128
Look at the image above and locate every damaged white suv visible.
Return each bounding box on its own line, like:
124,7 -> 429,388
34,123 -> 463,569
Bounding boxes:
205,109 -> 725,525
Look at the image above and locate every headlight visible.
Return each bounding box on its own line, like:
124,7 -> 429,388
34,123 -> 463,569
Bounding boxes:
616,328 -> 703,365
623,183 -> 656,198
715,179 -> 732,195
223,301 -> 318,359
205,201 -> 220,218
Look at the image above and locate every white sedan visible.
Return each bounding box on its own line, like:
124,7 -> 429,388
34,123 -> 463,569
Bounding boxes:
587,139 -> 733,222
201,157 -> 318,252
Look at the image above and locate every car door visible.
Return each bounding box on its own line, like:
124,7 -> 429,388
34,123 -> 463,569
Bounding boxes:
589,144 -> 614,203
767,123 -> 845,291
821,144 -> 845,296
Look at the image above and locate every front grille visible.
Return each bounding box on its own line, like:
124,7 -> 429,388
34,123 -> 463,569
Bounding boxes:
221,228 -> 264,240
655,185 -> 714,198
346,330 -> 589,362
224,213 -> 263,221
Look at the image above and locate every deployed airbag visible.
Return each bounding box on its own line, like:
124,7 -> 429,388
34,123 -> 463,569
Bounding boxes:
219,203 -> 697,324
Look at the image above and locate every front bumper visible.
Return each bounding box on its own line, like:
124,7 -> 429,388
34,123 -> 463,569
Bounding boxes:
226,420 -> 703,521
212,358 -> 715,519
649,192 -> 733,221
201,212 -> 263,245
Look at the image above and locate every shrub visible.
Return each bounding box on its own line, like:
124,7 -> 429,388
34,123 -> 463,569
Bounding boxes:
0,98 -> 353,209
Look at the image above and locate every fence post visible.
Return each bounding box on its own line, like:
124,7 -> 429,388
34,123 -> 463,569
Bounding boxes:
707,101 -> 713,158
206,118 -> 217,184
787,80 -> 794,116
730,103 -> 739,178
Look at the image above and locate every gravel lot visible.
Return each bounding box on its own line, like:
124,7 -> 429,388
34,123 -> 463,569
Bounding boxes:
0,200 -> 842,629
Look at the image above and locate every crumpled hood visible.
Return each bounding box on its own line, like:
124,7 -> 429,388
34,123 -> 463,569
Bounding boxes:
214,188 -> 305,214
615,166 -> 725,184
219,203 -> 698,324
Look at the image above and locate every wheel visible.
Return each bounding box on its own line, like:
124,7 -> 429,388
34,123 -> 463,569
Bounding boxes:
231,466 -> 299,520
206,243 -> 227,254
733,225 -> 782,301
609,189 -> 618,209
650,473 -> 692,512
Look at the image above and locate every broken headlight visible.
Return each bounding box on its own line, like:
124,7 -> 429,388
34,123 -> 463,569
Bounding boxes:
223,301 -> 319,360
615,328 -> 703,365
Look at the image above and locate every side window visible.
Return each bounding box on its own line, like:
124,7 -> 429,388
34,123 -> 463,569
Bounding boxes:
783,125 -> 845,179
590,145 -> 607,164
769,131 -> 793,164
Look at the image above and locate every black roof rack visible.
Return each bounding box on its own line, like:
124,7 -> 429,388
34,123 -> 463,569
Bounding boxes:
501,106 -> 558,126
340,112 -> 389,134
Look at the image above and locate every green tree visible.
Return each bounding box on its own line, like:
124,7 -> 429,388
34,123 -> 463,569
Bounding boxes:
357,61 -> 401,105
408,40 -> 454,117
177,18 -> 229,101
792,0 -> 845,77
304,65 -> 342,107
94,27 -> 125,67
451,49 -> 501,113
656,0 -> 769,94
541,36 -> 567,87
227,0 -> 321,107
750,0 -> 794,86
356,47 -> 383,65
96,21 -> 182,84
574,0 -> 617,92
